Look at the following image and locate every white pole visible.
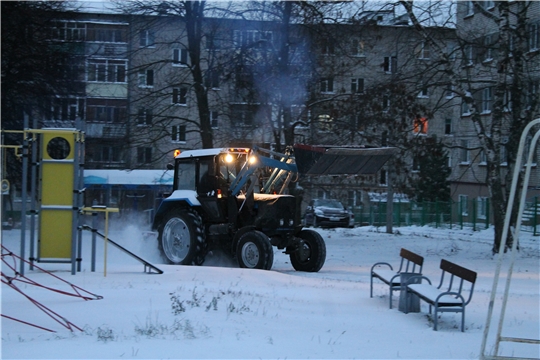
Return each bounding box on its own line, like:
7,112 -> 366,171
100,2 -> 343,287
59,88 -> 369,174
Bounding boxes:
480,118 -> 540,359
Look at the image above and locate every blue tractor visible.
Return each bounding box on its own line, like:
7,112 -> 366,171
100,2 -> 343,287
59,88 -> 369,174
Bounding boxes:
152,146 -> 325,272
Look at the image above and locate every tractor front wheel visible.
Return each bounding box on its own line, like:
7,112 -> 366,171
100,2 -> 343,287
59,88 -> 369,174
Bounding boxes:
290,229 -> 326,272
236,230 -> 274,270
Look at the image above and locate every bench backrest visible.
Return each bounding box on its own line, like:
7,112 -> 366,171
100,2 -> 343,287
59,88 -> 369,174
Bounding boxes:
438,259 -> 477,304
397,248 -> 424,274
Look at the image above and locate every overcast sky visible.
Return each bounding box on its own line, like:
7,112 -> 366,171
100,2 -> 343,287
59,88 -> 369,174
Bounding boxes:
71,0 -> 456,27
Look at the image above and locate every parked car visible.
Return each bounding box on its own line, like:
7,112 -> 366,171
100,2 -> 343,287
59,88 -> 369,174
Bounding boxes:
304,199 -> 354,228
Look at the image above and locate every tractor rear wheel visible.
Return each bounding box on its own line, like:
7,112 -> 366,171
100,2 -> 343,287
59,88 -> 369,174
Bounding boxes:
236,230 -> 274,270
290,229 -> 326,272
158,208 -> 206,265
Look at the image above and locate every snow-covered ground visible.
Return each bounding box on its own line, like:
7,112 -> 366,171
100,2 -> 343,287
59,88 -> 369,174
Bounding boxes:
1,222 -> 539,359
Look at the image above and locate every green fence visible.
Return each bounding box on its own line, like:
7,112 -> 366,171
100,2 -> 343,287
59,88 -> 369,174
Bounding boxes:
352,197 -> 539,235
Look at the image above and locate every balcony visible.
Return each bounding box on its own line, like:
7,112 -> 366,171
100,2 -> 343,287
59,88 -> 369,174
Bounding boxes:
85,123 -> 126,138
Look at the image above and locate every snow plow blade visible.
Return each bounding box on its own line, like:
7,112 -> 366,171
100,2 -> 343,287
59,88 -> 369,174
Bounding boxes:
293,144 -> 396,176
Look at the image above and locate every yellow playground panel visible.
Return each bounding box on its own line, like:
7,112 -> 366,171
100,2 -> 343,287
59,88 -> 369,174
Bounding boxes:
38,130 -> 78,261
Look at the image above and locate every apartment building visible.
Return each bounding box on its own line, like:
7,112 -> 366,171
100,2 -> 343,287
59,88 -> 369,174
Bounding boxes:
43,12 -> 131,169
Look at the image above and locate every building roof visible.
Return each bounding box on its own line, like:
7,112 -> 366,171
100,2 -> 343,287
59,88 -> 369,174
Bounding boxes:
84,169 -> 173,186
293,145 -> 397,176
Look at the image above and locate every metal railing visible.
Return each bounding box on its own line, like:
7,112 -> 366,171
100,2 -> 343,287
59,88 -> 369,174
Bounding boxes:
352,197 -> 539,235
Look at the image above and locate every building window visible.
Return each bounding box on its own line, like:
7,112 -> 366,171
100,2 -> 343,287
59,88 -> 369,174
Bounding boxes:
445,119 -> 452,135
137,108 -> 152,126
482,87 -> 492,113
172,125 -> 186,142
459,194 -> 469,216
446,42 -> 458,61
51,21 -> 86,41
351,39 -> 365,57
172,87 -> 188,105
87,105 -> 125,123
503,90 -> 512,112
173,48 -> 188,66
501,137 -> 508,165
205,34 -> 221,50
87,59 -> 126,83
461,100 -> 471,116
349,114 -> 364,132
205,70 -> 220,89
418,86 -> 429,98
230,104 -> 261,127
460,139 -> 470,164
480,150 -> 487,164
445,83 -> 455,98
351,78 -> 364,93
483,1 -> 494,10
138,70 -> 154,87
321,38 -> 335,55
381,131 -> 388,147
477,197 -> 489,219
465,1 -> 474,17
508,34 -> 515,57
320,78 -> 334,93
529,23 -> 539,52
95,145 -> 122,163
86,24 -> 127,43
464,44 -> 474,66
383,56 -> 397,73
413,117 -> 428,134
416,41 -> 430,59
233,30 -> 273,48
210,111 -> 219,128
483,34 -> 494,62
47,98 -> 85,121
379,169 -> 387,186
348,190 -> 361,208
137,147 -> 152,164
140,29 -> 155,47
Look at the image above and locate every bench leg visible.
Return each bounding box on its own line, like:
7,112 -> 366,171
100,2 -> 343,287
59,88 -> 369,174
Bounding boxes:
433,306 -> 438,331
370,275 -> 373,298
461,309 -> 465,332
389,288 -> 393,309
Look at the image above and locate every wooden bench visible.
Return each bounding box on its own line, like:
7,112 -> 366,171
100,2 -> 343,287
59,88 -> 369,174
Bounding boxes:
370,248 -> 424,309
404,259 -> 477,332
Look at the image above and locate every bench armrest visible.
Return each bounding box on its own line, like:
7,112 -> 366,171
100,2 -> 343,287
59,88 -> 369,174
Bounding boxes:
435,291 -> 465,305
405,275 -> 432,286
371,262 -> 393,272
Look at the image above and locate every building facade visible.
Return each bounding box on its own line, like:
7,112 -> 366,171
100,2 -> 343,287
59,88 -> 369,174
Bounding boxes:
19,2 -> 540,218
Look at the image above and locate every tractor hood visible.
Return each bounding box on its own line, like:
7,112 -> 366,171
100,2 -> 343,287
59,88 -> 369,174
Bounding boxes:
293,144 -> 396,176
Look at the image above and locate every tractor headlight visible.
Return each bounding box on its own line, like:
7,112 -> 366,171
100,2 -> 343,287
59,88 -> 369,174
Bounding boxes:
224,154 -> 234,163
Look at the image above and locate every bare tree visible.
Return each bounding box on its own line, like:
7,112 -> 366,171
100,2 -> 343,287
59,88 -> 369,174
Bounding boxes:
118,0 -> 236,167
2,1 -> 81,127
1,1 -> 82,192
